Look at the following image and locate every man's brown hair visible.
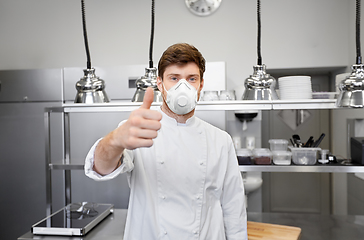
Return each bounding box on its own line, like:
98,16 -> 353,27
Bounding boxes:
158,43 -> 206,80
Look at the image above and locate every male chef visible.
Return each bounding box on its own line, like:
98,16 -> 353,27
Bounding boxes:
84,43 -> 247,240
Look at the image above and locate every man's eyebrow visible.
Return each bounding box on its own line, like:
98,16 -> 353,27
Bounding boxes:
166,73 -> 181,77
187,74 -> 200,78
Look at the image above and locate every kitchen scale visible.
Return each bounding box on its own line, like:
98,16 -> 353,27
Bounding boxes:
32,202 -> 114,236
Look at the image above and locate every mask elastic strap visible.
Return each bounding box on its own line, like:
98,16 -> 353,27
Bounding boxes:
161,80 -> 169,103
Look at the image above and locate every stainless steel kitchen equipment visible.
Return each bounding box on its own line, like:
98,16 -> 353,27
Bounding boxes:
242,0 -> 278,101
337,0 -> 364,108
132,0 -> 162,102
242,65 -> 279,101
132,67 -> 162,102
0,69 -> 64,240
32,203 -> 113,236
337,64 -> 364,107
75,68 -> 110,103
74,0 -> 109,104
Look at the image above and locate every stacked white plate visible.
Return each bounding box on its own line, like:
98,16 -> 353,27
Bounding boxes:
278,76 -> 312,100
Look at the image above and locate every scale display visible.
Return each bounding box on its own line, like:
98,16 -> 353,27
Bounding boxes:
32,203 -> 113,236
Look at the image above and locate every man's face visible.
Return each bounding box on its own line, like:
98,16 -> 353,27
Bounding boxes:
157,62 -> 204,99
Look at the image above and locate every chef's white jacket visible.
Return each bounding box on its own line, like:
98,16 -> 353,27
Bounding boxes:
85,109 -> 247,240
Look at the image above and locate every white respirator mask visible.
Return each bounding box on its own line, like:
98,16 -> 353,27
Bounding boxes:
163,79 -> 199,115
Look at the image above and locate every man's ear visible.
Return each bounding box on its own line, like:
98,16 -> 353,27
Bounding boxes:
199,78 -> 204,91
157,76 -> 163,92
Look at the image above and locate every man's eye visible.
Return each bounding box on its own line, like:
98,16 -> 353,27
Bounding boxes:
171,77 -> 178,81
188,78 -> 196,82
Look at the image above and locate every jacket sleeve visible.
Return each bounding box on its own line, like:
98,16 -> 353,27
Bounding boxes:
221,137 -> 248,240
84,138 -> 134,181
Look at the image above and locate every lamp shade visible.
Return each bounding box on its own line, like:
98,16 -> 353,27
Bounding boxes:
132,67 -> 162,102
242,65 -> 279,100
75,68 -> 109,103
336,64 -> 364,108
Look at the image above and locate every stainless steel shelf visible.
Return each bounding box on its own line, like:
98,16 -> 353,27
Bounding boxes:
271,99 -> 337,110
48,99 -> 337,113
239,164 -> 364,173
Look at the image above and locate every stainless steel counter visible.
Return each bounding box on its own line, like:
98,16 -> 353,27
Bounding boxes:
18,209 -> 364,240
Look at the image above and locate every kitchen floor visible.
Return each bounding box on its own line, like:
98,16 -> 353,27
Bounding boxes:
248,212 -> 364,240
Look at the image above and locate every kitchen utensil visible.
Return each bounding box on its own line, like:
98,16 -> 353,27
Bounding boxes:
247,221 -> 301,240
303,136 -> 314,147
290,138 -> 296,147
312,133 -> 325,147
292,134 -> 303,147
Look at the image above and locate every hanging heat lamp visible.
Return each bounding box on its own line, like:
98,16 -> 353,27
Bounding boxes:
132,0 -> 162,102
336,0 -> 364,108
74,0 -> 109,104
242,0 -> 278,101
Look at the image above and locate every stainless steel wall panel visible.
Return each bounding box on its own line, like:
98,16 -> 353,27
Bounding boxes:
0,69 -> 63,102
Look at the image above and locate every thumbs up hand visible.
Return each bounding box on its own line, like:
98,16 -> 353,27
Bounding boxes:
115,87 -> 162,150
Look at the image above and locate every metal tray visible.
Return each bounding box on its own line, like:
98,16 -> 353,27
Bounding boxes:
32,203 -> 113,236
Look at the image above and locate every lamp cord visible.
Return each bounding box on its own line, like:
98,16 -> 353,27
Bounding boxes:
257,0 -> 262,66
357,0 -> 362,64
149,0 -> 155,68
81,0 -> 92,69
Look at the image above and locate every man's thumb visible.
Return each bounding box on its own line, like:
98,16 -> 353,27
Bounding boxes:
140,87 -> 154,109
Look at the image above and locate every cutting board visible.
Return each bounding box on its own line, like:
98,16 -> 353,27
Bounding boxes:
247,221 -> 301,240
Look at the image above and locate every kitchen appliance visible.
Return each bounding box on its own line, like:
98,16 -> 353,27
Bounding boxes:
0,69 -> 65,240
242,0 -> 278,101
74,0 -> 109,104
350,137 -> 364,165
32,203 -> 113,236
132,0 -> 162,102
337,0 -> 364,108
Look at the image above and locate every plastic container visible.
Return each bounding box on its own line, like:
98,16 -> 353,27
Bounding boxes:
202,91 -> 219,101
269,139 -> 289,151
236,148 -> 253,165
252,148 -> 272,165
272,151 -> 292,165
289,147 -> 321,165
